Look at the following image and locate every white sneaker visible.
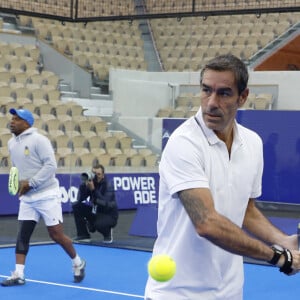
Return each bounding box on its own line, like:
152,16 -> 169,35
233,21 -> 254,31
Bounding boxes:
1,271 -> 25,286
73,259 -> 86,283
103,228 -> 113,244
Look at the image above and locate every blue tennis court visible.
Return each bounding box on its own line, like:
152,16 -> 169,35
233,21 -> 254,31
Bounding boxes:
1,244 -> 300,299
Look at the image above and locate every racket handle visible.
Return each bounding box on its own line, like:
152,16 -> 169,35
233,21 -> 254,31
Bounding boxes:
297,223 -> 300,251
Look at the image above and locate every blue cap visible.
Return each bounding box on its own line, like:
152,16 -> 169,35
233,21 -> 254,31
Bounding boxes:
9,108 -> 34,127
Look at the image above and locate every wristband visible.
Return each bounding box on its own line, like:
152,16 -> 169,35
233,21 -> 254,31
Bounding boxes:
268,245 -> 284,265
279,249 -> 293,275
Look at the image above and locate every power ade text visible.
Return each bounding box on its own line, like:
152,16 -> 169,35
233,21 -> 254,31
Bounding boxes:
113,176 -> 157,205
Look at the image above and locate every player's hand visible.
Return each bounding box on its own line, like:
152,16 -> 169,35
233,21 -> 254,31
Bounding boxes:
18,180 -> 31,196
289,249 -> 300,275
280,234 -> 298,250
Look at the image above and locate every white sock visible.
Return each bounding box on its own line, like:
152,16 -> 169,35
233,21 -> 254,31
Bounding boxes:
72,254 -> 81,266
15,264 -> 25,277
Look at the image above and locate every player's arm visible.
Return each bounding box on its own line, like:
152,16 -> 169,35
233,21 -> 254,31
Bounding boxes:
242,198 -> 298,250
178,187 -> 297,268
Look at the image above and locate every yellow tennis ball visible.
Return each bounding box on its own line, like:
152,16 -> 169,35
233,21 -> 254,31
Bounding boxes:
148,254 -> 176,282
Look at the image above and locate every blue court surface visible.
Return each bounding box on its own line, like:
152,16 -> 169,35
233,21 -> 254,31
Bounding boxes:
0,244 -> 300,299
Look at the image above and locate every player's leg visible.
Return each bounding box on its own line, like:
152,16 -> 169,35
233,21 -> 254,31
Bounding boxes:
94,213 -> 117,243
16,220 -> 37,264
1,201 -> 38,287
72,201 -> 93,239
41,198 -> 86,283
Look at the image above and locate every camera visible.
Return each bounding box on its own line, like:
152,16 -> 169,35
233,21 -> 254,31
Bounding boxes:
80,171 -> 94,183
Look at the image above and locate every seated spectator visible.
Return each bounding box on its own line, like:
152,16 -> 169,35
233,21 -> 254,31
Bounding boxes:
72,163 -> 118,243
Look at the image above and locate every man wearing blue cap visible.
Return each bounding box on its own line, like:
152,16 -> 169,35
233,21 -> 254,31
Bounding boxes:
1,108 -> 86,286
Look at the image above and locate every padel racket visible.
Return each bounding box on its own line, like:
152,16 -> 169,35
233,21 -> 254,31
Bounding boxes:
8,166 -> 19,195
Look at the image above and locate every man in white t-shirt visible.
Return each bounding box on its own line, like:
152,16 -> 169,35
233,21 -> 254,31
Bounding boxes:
145,54 -> 300,300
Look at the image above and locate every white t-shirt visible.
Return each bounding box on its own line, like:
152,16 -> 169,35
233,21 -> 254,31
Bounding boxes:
145,108 -> 263,300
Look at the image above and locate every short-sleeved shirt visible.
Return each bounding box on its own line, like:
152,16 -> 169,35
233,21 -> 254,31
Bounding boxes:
144,108 -> 263,300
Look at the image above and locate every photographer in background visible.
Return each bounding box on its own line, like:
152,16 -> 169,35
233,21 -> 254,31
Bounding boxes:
72,163 -> 118,243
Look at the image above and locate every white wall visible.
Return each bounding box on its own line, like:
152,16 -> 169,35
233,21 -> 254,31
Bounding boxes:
248,71 -> 300,110
110,68 -> 200,117
109,69 -> 300,152
118,116 -> 162,152
110,69 -> 200,151
111,69 -> 300,114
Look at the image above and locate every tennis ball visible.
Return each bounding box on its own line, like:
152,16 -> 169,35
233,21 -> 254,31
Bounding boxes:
148,254 -> 176,282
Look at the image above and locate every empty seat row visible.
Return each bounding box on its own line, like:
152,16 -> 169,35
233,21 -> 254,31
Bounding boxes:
0,140 -> 157,168
0,71 -> 59,87
243,93 -> 274,110
0,44 -> 40,61
56,152 -> 158,168
49,133 -> 133,152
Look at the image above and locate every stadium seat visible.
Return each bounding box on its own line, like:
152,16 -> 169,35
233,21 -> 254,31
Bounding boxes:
92,120 -> 108,134
65,101 -> 83,116
15,97 -> 31,107
90,148 -> 106,156
1,86 -> 15,98
29,73 -> 44,86
45,118 -> 61,132
138,148 -> 153,156
61,153 -> 80,167
0,155 -> 11,168
44,74 -> 60,89
80,131 -> 97,139
47,90 -> 61,102
170,108 -> 188,118
119,136 -> 133,150
38,103 -> 55,116
0,115 -> 10,129
0,133 -> 12,147
129,154 -> 145,167
55,103 -> 71,117
79,153 -> 98,167
253,96 -> 273,110
50,134 -> 69,150
144,154 -> 158,167
156,107 -> 172,118
112,131 -> 128,139
39,113 -> 57,123
74,147 -> 90,156
97,153 -> 112,167
176,96 -> 192,108
106,148 -> 122,157
69,135 -> 88,150
87,135 -> 102,150
113,154 -> 129,167
183,110 -> 195,118
123,148 -> 138,158
86,115 -> 104,123
103,136 -> 119,149
56,147 -> 73,157
31,89 -> 49,102
76,120 -> 93,133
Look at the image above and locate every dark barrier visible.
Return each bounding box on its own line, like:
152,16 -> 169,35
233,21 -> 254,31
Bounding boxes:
1,1 -> 299,22
0,172 -> 159,215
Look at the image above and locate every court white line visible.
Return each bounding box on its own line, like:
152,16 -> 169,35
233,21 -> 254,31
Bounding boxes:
0,275 -> 144,298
